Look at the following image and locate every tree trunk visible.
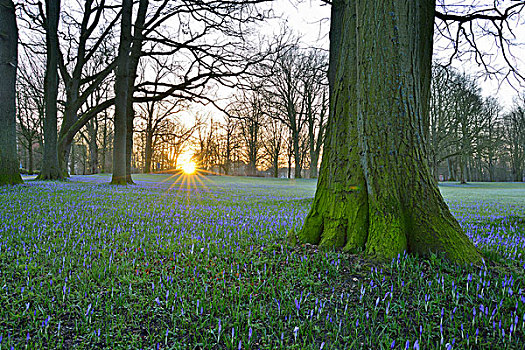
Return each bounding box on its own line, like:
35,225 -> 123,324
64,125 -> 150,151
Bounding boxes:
299,0 -> 481,264
273,154 -> 279,178
38,0 -> 64,181
124,0 -> 148,183
293,132 -> 302,179
287,143 -> 292,179
101,111 -> 108,173
0,0 -> 22,185
459,156 -> 467,184
85,120 -> 99,174
28,144 -> 34,175
144,130 -> 153,173
69,142 -> 75,175
57,106 -> 77,176
125,105 -> 134,182
309,150 -> 319,179
111,0 -> 133,185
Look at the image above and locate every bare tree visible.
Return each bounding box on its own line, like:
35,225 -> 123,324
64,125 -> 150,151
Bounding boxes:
193,118 -> 218,172
504,96 -> 525,181
37,0 -> 63,180
110,0 -> 133,184
229,89 -> 265,176
429,66 -> 486,182
216,115 -> 241,175
266,46 -> 307,178
135,98 -> 190,173
434,1 -> 525,88
262,118 -> 284,178
16,54 -> 45,174
480,97 -> 504,182
300,49 -> 328,178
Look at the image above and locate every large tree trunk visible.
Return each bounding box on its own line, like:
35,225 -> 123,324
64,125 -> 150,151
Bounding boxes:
111,0 -> 133,185
38,0 -> 64,181
124,0 -> 148,183
57,105 -> 77,176
309,150 -> 319,179
0,0 -> 22,185
299,0 -> 482,264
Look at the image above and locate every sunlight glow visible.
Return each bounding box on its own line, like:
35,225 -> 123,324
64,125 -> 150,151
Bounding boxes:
181,161 -> 196,175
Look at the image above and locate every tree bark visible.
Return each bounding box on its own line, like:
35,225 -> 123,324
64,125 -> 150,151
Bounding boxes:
111,0 -> 133,185
101,111 -> 108,173
38,0 -> 64,180
299,0 -> 482,264
292,130 -> 302,178
0,0 -> 22,185
28,145 -> 34,175
86,120 -> 99,174
124,0 -> 148,183
144,128 -> 153,173
69,142 -> 75,175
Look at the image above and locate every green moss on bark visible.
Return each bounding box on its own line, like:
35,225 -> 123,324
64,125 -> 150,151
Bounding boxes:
365,210 -> 407,260
298,0 -> 483,265
0,173 -> 23,186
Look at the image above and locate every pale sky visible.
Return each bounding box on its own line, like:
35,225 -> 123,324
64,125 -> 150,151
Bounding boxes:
180,0 -> 524,134
270,0 -> 524,110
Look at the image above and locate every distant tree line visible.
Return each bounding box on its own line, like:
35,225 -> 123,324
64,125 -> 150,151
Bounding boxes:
6,1 -> 525,183
428,65 -> 525,182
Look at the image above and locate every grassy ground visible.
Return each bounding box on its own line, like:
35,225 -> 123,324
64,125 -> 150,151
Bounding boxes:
0,174 -> 524,349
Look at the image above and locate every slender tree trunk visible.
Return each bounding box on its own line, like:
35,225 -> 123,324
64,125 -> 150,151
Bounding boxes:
460,156 -> 467,184
0,0 -> 22,185
38,0 -> 64,180
273,154 -> 279,178
144,130 -> 153,173
287,143 -> 292,179
293,132 -> 302,179
299,0 -> 481,264
111,0 -> 133,185
101,111 -> 108,173
125,105 -> 134,181
85,120 -> 99,174
88,138 -> 98,174
89,144 -> 98,174
28,145 -> 34,175
69,142 -> 75,175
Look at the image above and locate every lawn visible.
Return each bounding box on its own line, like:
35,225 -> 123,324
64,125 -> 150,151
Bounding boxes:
0,174 -> 524,349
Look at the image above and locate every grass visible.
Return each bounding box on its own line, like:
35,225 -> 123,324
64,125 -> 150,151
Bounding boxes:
0,174 -> 524,349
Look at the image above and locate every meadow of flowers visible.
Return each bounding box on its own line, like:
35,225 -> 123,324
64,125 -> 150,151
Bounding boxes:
0,174 -> 524,349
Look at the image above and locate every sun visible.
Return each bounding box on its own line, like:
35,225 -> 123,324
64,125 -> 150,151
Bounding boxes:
181,161 -> 196,175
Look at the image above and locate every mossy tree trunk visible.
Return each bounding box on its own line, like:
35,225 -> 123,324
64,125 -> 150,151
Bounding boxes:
299,0 -> 482,264
0,0 -> 23,186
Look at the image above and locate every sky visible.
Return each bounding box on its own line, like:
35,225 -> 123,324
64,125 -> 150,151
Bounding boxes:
269,0 -> 524,110
151,0 -> 525,166
179,0 -> 525,131
163,0 -> 525,165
